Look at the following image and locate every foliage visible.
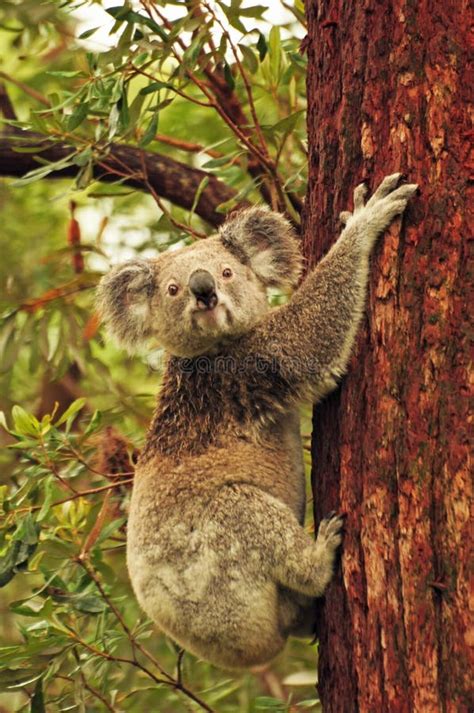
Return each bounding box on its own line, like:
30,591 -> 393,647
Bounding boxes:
0,0 -> 316,710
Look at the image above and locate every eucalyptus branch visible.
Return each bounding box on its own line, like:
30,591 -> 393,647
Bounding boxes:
76,557 -> 173,680
139,3 -> 276,176
202,1 -> 268,156
0,129 -> 241,226
13,479 -> 134,516
66,627 -> 217,712
70,653 -> 119,713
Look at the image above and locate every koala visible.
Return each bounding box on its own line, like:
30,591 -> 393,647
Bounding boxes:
97,174 -> 417,669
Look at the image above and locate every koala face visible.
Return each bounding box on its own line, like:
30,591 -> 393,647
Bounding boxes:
147,236 -> 270,356
97,207 -> 302,358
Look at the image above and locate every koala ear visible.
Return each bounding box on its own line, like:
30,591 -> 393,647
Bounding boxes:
219,206 -> 303,288
96,259 -> 156,351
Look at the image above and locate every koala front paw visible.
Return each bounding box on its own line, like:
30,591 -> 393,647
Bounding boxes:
316,511 -> 345,554
97,259 -> 156,349
341,173 -> 418,249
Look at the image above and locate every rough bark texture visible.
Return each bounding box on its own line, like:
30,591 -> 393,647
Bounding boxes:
302,2 -> 471,712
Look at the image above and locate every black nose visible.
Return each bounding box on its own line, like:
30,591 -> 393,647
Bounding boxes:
189,270 -> 218,309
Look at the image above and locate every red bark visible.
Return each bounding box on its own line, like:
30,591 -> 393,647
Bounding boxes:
303,1 -> 472,712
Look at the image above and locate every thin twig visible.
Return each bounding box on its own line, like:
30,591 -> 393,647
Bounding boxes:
13,478 -> 134,515
176,649 -> 185,686
0,71 -> 50,106
139,152 -> 208,239
155,133 -> 222,159
39,434 -> 78,495
76,557 -> 173,680
71,651 -> 119,713
132,65 -> 212,108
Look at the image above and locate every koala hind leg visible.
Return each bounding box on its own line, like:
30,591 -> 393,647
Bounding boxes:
249,488 -> 344,598
271,510 -> 344,598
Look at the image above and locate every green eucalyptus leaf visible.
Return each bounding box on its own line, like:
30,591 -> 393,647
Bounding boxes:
83,410 -> 102,437
30,677 -> 45,713
0,516 -> 39,587
47,70 -> 84,78
190,176 -> 209,217
71,593 -> 108,614
270,110 -> 305,133
239,44 -> 258,74
139,81 -> 173,95
78,27 -> 98,39
55,398 -> 86,427
12,514 -> 39,545
12,406 -> 40,437
37,478 -> 54,523
106,7 -> 168,40
140,112 -> 158,146
223,61 -> 235,90
67,102 -> 89,131
269,26 -> 282,80
256,32 -> 268,61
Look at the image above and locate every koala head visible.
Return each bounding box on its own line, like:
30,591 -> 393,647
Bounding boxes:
97,207 -> 302,358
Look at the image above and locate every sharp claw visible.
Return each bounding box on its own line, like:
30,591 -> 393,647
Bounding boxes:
353,183 -> 367,211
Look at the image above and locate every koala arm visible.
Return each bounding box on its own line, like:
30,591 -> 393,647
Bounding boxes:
241,174 -> 418,404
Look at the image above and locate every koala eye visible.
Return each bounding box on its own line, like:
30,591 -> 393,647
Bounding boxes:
167,283 -> 179,296
222,268 -> 233,279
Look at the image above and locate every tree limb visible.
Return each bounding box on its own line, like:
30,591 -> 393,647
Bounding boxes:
0,130 -> 245,227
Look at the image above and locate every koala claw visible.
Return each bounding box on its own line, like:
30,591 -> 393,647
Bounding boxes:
353,182 -> 368,210
342,173 -> 418,247
367,172 -> 403,204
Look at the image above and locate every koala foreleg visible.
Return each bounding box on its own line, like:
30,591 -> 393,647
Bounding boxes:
242,174 -> 418,404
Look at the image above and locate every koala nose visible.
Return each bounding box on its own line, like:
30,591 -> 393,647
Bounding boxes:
189,270 -> 218,310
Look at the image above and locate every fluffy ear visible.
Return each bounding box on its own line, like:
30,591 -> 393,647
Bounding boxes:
96,259 -> 156,351
219,206 -> 303,288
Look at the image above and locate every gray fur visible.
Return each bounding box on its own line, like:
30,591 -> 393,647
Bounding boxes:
97,175 -> 418,668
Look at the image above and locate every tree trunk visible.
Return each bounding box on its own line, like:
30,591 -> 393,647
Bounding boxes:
302,2 -> 471,712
